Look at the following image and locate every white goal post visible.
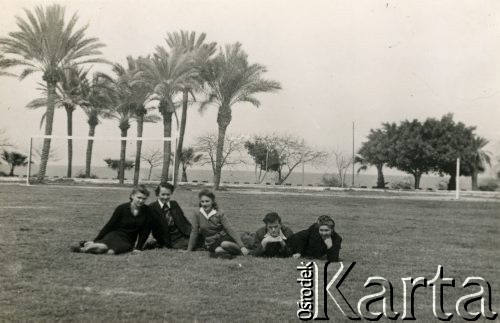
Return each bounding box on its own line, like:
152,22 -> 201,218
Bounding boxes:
27,134 -> 178,186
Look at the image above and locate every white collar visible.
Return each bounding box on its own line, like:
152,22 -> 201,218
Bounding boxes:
200,207 -> 217,219
158,200 -> 171,209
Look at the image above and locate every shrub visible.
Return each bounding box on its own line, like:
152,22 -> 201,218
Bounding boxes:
321,174 -> 341,187
390,177 -> 414,190
478,180 -> 499,192
76,172 -> 98,179
437,180 -> 448,190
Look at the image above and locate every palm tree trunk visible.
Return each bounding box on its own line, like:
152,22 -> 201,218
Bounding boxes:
85,123 -> 96,178
133,114 -> 144,185
213,124 -> 227,190
160,112 -> 173,184
376,164 -> 385,188
174,89 -> 189,187
182,166 -> 188,182
37,80 -> 57,182
214,106 -> 232,190
65,105 -> 74,178
118,127 -> 128,184
471,168 -> 479,191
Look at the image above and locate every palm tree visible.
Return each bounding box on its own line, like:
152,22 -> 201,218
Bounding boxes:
80,72 -> 116,178
0,4 -> 106,182
166,31 -> 217,186
179,147 -> 204,182
0,53 -> 16,77
27,65 -> 89,178
137,47 -> 198,184
2,151 -> 29,176
201,43 -> 281,189
112,61 -> 160,184
470,136 -> 491,191
114,56 -> 159,186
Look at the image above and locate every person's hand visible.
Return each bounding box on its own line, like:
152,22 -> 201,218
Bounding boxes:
241,247 -> 250,256
292,253 -> 301,259
324,237 -> 333,249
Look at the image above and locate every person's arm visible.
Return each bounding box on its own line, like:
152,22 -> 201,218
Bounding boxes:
282,226 -> 294,239
287,228 -> 310,257
135,208 -> 152,250
252,228 -> 266,256
94,204 -> 123,241
220,213 -> 244,248
187,212 -> 200,251
171,201 -> 191,236
150,210 -> 170,247
326,234 -> 342,262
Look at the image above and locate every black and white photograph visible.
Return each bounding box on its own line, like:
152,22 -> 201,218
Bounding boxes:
0,0 -> 499,321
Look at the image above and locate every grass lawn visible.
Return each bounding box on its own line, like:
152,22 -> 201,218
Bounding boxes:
0,183 -> 498,322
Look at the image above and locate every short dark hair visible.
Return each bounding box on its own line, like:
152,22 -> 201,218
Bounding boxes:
198,189 -> 218,210
317,215 -> 335,230
263,212 -> 281,224
155,183 -> 175,196
130,184 -> 150,200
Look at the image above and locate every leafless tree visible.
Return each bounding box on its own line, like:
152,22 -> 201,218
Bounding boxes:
276,136 -> 328,184
332,149 -> 353,188
194,132 -> 246,176
141,148 -> 163,180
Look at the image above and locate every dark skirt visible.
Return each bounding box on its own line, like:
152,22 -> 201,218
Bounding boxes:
95,231 -> 134,254
205,233 -> 235,252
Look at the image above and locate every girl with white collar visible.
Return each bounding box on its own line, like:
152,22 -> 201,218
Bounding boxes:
187,189 -> 249,257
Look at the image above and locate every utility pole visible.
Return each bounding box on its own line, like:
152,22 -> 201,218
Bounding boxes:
455,158 -> 460,200
352,122 -> 355,187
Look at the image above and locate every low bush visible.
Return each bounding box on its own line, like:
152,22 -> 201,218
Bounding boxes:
76,172 -> 98,179
390,177 -> 414,190
321,174 -> 341,187
478,180 -> 499,192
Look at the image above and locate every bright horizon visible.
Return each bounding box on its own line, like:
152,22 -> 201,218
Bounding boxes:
1,0 -> 499,177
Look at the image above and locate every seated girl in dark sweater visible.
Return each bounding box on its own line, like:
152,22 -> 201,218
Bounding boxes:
70,185 -> 151,255
288,215 -> 342,262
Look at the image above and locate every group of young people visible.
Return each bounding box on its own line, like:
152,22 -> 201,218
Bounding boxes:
71,184 -> 342,262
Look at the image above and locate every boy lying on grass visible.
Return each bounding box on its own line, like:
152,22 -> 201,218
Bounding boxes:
252,212 -> 293,258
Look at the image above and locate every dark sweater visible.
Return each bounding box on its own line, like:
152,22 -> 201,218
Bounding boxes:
94,202 -> 151,250
288,223 -> 342,262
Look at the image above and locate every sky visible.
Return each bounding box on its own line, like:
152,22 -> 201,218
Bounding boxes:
1,0 -> 499,175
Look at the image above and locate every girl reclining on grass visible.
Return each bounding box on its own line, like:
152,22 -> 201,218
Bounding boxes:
70,185 -> 151,255
288,215 -> 342,262
187,189 -> 249,258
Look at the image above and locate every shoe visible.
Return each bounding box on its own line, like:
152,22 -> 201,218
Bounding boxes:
78,240 -> 87,247
70,245 -> 82,253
